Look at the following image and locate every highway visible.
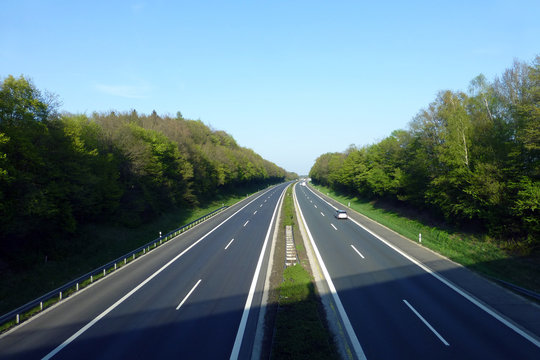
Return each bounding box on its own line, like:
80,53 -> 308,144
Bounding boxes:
0,183 -> 289,360
295,183 -> 540,360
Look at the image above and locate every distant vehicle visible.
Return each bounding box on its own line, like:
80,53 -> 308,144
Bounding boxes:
334,210 -> 348,219
301,182 -> 306,186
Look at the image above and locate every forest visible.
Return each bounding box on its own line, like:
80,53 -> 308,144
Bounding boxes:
310,57 -> 539,250
0,75 -> 294,262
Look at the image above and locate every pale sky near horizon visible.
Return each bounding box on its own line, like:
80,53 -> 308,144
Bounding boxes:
1,0 -> 539,175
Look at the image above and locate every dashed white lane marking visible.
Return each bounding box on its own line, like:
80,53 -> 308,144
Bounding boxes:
177,280 -> 202,310
305,183 -> 540,349
321,212 -> 325,217
225,238 -> 235,250
331,223 -> 337,230
243,220 -> 249,227
41,186 -> 275,360
351,245 -> 365,259
254,211 -> 257,215
403,299 -> 449,346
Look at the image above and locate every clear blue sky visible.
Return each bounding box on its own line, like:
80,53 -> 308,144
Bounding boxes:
2,1 -> 538,175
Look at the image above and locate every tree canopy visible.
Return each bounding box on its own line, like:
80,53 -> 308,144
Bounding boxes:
0,75 -> 295,256
309,57 -> 540,248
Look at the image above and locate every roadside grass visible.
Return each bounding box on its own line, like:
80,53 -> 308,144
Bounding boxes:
311,184 -> 540,295
271,184 -> 339,360
0,186 -> 258,316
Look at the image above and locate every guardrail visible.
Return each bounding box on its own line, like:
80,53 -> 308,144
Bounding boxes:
0,206 -> 228,331
488,276 -> 540,302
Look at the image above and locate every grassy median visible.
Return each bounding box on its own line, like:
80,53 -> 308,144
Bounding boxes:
270,184 -> 339,360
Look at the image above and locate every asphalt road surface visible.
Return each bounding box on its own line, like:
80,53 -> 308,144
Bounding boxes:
295,183 -> 540,360
0,183 -> 289,360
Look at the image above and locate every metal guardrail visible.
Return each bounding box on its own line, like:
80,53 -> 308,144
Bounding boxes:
488,276 -> 540,302
0,206 -> 228,330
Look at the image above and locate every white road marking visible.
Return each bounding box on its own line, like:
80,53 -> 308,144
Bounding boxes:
243,220 -> 249,227
320,212 -> 325,217
254,211 -> 257,215
225,238 -> 235,250
260,204 -> 263,207
403,299 -> 449,346
331,223 -> 337,230
314,205 -> 317,208
305,185 -> 540,349
41,187 -> 274,360
351,245 -> 365,259
177,280 -> 202,310
230,185 -> 287,359
293,184 -> 366,360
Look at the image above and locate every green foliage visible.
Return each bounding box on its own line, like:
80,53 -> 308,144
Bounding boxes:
310,57 -> 540,248
0,75 -> 290,260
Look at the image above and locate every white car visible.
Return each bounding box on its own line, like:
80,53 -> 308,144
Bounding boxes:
334,210 -> 348,219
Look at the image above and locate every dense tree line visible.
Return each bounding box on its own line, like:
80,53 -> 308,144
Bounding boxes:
0,75 -> 294,255
310,57 -> 539,249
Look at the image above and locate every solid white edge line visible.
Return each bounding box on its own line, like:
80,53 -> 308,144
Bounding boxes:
331,223 -> 337,231
403,299 -> 449,346
229,185 -> 287,360
351,245 -> 365,259
306,185 -> 540,349
295,185 -> 367,360
41,187 -> 275,360
176,280 -> 202,310
225,238 -> 235,250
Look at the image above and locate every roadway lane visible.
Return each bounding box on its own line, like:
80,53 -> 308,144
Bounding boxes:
0,183 -> 289,359
295,183 -> 540,359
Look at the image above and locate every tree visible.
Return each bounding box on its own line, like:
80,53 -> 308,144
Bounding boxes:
309,56 -> 540,245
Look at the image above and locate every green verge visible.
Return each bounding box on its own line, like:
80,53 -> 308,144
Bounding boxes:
272,265 -> 338,360
311,184 -> 540,295
0,185 -> 262,317
271,185 -> 339,360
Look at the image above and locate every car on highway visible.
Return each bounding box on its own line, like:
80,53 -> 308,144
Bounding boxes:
334,209 -> 348,219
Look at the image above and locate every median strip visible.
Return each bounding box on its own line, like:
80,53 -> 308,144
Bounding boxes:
269,183 -> 340,360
